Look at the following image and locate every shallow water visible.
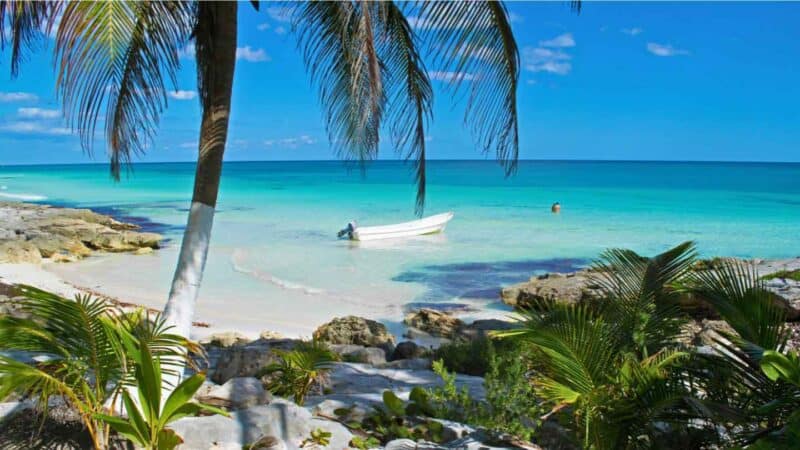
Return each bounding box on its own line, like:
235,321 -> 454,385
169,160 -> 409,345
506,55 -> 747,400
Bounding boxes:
3,160 -> 799,336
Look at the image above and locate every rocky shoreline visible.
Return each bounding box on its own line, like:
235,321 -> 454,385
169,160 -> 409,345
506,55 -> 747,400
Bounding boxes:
0,201 -> 163,264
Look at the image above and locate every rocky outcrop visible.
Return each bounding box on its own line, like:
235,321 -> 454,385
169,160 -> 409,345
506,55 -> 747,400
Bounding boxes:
391,341 -> 426,360
501,263 -> 800,321
313,316 -> 395,352
196,377 -> 272,409
501,271 -> 603,310
210,338 -> 300,384
0,202 -> 162,264
404,309 -> 465,339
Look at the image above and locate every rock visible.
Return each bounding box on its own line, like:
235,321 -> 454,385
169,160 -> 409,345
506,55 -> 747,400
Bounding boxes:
380,358 -> 433,370
0,240 -> 42,264
391,341 -> 425,360
501,271 -> 603,310
0,401 -> 34,424
404,309 -> 465,339
310,399 -> 370,423
347,347 -> 387,365
197,377 -> 272,409
134,246 -> 154,255
248,435 -> 286,450
313,316 -> 395,353
211,339 -> 299,384
259,330 -> 285,340
204,331 -> 251,348
458,319 -> 517,341
170,399 -> 353,450
0,202 -> 162,263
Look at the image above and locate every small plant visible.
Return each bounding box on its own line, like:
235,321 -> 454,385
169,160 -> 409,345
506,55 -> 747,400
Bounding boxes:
301,428 -> 332,448
0,286 -> 191,450
349,435 -> 381,449
261,341 -> 339,405
95,338 -> 227,450
762,269 -> 800,282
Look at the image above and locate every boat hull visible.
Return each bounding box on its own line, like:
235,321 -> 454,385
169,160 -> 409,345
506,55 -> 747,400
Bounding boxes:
351,212 -> 454,241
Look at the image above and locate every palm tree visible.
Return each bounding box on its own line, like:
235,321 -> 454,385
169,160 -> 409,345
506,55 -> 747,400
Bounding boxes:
0,1 -> 577,339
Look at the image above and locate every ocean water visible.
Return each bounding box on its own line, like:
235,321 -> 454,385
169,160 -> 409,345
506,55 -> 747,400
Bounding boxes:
1,160 -> 799,337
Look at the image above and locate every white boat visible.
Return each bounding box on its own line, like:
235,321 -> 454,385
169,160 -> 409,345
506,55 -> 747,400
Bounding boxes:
338,212 -> 454,241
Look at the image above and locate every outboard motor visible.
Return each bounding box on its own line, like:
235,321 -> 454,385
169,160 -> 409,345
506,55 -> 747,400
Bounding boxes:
337,221 -> 356,239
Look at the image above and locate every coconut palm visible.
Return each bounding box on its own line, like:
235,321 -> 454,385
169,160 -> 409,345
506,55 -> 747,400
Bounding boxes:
0,1 -> 579,339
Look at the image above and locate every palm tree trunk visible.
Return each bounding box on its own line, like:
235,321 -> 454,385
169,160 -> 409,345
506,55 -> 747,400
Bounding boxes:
163,2 -> 237,338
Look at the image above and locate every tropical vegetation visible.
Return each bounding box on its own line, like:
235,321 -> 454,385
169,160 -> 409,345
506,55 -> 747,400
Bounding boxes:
260,340 -> 339,406
0,286 -> 222,450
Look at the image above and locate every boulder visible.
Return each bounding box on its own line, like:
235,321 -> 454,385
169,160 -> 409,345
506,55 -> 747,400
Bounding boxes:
203,331 -> 252,348
458,319 -> 517,341
27,235 -> 91,259
211,339 -> 300,384
313,316 -> 395,353
346,347 -> 387,365
170,399 -> 353,450
0,240 -> 42,264
259,330 -> 285,340
197,377 -> 272,409
404,309 -> 465,339
501,271 -> 603,310
391,341 -> 425,360
380,358 -> 433,370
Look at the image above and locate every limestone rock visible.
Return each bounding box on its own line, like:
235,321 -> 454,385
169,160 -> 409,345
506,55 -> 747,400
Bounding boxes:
347,347 -> 387,365
0,202 -> 162,263
134,246 -> 154,255
259,330 -> 285,340
211,338 -> 299,384
0,240 -> 42,264
197,377 -> 272,409
170,399 -> 353,450
458,319 -> 517,341
204,331 -> 251,348
501,271 -> 603,310
404,309 -> 464,339
313,316 -> 395,352
391,341 -> 425,360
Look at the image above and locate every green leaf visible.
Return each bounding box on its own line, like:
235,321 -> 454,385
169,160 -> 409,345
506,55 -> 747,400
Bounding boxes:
382,390 -> 406,417
761,350 -> 800,386
94,413 -> 146,446
160,373 -> 207,426
156,428 -> 184,450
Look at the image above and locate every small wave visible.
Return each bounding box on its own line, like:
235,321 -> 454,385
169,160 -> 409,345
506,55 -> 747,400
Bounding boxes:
230,249 -> 325,295
0,192 -> 47,201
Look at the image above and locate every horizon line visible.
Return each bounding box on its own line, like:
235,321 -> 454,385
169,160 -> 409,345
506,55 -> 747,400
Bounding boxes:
2,158 -> 800,168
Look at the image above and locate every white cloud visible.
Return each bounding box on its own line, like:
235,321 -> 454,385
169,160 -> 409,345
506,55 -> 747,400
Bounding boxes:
257,22 -> 271,31
428,71 -> 475,83
621,27 -> 643,36
178,43 -> 195,59
263,135 -> 316,149
236,46 -> 270,62
647,42 -> 690,57
17,107 -> 60,119
522,46 -> 573,75
168,90 -> 196,100
267,6 -> 293,23
539,33 -> 575,48
0,121 -> 71,135
0,92 -> 38,102
274,26 -> 287,36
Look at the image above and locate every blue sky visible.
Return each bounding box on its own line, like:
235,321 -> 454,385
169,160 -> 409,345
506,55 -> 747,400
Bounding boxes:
1,1 -> 799,165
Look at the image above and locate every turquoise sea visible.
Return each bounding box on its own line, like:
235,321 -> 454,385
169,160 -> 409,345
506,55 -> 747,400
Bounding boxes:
2,160 -> 799,336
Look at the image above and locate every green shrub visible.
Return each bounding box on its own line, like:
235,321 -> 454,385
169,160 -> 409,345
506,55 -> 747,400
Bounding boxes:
432,336 -> 515,376
762,269 -> 800,282
261,341 -> 339,405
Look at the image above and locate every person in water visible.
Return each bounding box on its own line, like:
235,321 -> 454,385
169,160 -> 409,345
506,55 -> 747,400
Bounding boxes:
551,202 -> 561,213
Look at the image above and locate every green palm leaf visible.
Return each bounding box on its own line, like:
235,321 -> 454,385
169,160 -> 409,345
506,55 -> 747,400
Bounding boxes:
53,0 -> 193,178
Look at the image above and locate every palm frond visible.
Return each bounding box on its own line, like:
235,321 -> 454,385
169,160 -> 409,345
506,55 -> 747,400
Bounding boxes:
376,2 -> 433,214
295,1 -> 384,164
0,0 -> 55,76
54,0 -> 193,179
681,260 -> 788,352
415,0 -> 520,174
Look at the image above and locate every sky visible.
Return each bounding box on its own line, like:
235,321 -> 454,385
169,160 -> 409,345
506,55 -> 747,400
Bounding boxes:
1,1 -> 799,166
